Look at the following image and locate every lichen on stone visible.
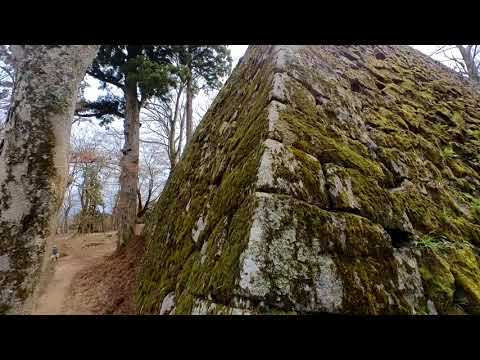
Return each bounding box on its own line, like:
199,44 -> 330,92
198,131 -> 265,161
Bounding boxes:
137,45 -> 480,315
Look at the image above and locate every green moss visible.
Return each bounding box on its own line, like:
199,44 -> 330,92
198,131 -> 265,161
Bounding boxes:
261,144 -> 330,207
417,243 -> 480,314
431,123 -> 453,136
443,144 -> 457,159
390,185 -> 441,233
466,128 -> 480,139
416,232 -> 451,249
136,45 -> 480,315
468,197 -> 480,222
136,47 -> 274,314
417,248 -> 455,313
292,129 -> 385,181
448,159 -> 478,179
0,69 -> 67,312
254,193 -> 422,314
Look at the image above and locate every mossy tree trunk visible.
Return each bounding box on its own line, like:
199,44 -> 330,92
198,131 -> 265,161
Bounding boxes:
117,77 -> 140,246
0,45 -> 98,314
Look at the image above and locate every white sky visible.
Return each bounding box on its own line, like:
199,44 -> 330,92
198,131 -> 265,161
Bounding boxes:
229,45 -> 249,65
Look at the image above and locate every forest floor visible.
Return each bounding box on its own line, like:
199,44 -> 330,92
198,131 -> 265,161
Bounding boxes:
32,231 -> 144,315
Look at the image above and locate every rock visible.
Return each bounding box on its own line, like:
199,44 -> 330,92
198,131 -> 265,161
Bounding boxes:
159,292 -> 175,315
192,215 -> 207,243
137,45 -> 480,315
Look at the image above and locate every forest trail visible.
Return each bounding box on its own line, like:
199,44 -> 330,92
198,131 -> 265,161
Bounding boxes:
32,231 -> 117,315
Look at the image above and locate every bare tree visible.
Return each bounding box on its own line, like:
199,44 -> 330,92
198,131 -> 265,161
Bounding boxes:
194,90 -> 218,128
66,118 -> 169,233
141,84 -> 217,173
0,45 -> 15,125
58,160 -> 81,233
67,128 -> 120,233
73,145 -> 106,233
142,89 -> 187,170
431,45 -> 480,86
137,140 -> 169,219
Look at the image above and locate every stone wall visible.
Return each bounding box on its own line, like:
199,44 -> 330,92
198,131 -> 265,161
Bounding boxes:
137,46 -> 480,315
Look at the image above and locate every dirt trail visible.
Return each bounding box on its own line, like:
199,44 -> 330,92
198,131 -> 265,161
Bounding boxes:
32,231 -> 117,315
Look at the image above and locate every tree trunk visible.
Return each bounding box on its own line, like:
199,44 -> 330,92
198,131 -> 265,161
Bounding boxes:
186,76 -> 193,144
63,204 -> 71,233
0,45 -> 97,314
169,86 -> 183,169
178,101 -> 186,163
63,216 -> 69,233
117,78 -> 140,246
111,191 -> 119,231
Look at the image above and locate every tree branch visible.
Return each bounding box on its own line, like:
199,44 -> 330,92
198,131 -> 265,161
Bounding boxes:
86,69 -> 124,91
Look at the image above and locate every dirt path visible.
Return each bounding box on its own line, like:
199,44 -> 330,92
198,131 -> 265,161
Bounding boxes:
32,231 -> 117,315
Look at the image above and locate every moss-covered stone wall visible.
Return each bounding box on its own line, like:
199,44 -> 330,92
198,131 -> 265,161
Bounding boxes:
137,45 -> 480,315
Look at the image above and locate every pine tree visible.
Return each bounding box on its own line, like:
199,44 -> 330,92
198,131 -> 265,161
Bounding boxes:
78,45 -> 174,246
